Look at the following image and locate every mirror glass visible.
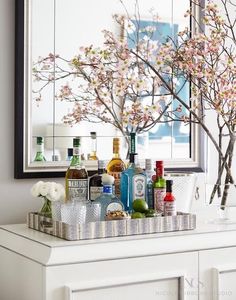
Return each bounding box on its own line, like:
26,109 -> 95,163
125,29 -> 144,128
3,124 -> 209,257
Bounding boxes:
16,0 -> 196,178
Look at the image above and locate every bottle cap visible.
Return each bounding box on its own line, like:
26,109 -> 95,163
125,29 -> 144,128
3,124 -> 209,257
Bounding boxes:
67,148 -> 73,157
102,173 -> 114,185
145,159 -> 153,170
73,137 -> 80,147
98,160 -> 106,169
36,136 -> 43,145
156,160 -> 163,166
90,132 -> 97,139
113,137 -> 120,144
166,180 -> 173,192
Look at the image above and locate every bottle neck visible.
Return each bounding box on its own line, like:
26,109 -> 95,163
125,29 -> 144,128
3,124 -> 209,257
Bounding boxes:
103,185 -> 113,194
90,138 -> 97,154
156,165 -> 164,178
98,168 -> 106,175
36,143 -> 44,153
70,146 -> 81,166
113,147 -> 120,159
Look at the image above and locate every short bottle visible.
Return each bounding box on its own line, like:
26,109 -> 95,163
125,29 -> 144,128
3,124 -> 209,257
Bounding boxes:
34,136 -> 46,161
153,161 -> 166,213
94,174 -> 124,220
145,159 -> 155,209
88,132 -> 98,160
65,137 -> 88,203
164,180 -> 176,216
120,133 -> 147,211
89,160 -> 106,201
67,148 -> 73,161
106,137 -> 126,197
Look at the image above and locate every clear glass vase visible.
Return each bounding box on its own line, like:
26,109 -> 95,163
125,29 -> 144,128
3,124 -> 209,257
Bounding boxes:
205,183 -> 236,224
39,197 -> 52,218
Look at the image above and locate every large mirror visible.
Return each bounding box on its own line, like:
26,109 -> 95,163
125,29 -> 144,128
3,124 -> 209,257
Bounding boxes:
15,0 -> 203,178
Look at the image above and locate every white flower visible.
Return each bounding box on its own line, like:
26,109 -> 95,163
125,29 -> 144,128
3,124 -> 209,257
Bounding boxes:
31,181 -> 65,202
48,183 -> 65,202
30,181 -> 44,197
39,182 -> 50,197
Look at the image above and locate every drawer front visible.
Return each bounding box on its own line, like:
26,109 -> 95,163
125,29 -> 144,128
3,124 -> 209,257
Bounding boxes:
199,247 -> 236,300
45,252 -> 198,300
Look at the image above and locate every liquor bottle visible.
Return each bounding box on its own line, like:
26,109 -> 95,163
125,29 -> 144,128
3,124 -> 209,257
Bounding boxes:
94,174 -> 124,220
120,133 -> 147,211
145,159 -> 155,209
89,160 -> 106,201
67,148 -> 73,161
34,136 -> 46,161
88,132 -> 98,160
164,180 -> 176,216
65,137 -> 88,203
107,137 -> 126,197
153,161 -> 166,213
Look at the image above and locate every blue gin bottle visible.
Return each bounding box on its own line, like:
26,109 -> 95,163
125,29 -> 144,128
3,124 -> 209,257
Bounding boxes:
120,153 -> 147,212
94,174 -> 124,220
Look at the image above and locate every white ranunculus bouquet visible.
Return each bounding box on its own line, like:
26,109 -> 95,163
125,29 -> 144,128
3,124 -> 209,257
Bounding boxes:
31,181 -> 65,218
31,181 -> 65,202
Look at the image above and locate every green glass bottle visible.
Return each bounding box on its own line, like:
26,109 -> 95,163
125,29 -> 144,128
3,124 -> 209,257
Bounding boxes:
34,136 -> 46,161
65,137 -> 88,203
153,160 -> 166,213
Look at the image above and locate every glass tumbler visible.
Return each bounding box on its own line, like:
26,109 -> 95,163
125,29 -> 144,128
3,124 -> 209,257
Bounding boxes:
86,202 -> 101,223
61,202 -> 86,225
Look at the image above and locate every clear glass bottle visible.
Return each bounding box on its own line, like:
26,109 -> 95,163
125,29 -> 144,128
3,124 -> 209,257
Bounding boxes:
89,160 -> 106,201
145,159 -> 155,209
65,137 -> 88,203
120,133 -> 147,212
94,174 -> 124,220
153,160 -> 166,213
34,136 -> 46,161
106,137 -> 126,197
88,131 -> 98,160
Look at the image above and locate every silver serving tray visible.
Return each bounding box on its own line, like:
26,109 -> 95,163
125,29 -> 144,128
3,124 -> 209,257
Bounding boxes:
27,212 -> 196,241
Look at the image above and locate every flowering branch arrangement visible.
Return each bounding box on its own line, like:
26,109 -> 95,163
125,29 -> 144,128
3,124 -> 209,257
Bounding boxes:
31,181 -> 65,217
33,13 -> 186,143
33,0 -> 236,205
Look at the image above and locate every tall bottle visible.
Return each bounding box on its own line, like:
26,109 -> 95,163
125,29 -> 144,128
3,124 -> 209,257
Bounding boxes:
120,133 -> 147,211
34,136 -> 46,161
89,160 -> 106,201
65,137 -> 88,203
145,159 -> 155,209
107,138 -> 126,197
153,161 -> 166,213
94,174 -> 124,220
88,132 -> 98,160
164,180 -> 176,216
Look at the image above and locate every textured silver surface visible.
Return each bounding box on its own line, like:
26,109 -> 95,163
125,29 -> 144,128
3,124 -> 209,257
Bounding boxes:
27,212 -> 196,241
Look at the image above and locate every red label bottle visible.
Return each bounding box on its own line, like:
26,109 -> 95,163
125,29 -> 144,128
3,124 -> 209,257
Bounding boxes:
164,180 -> 176,216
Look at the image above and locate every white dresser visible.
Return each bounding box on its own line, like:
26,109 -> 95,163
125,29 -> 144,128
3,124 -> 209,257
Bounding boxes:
1,219 -> 236,300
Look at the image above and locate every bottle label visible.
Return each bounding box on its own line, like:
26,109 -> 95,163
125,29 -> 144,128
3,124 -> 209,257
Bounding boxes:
164,201 -> 176,216
90,186 -> 103,201
106,202 -> 123,212
108,172 -> 121,196
133,174 -> 146,199
154,188 -> 165,212
68,179 -> 88,202
73,147 -> 80,156
36,144 -> 43,152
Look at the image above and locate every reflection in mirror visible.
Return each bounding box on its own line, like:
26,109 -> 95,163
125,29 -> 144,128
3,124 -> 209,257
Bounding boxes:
15,0 -> 201,178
